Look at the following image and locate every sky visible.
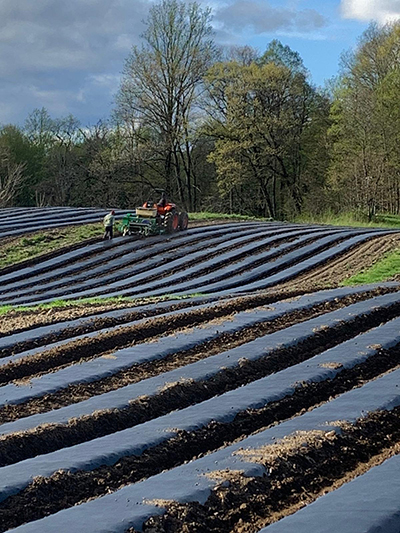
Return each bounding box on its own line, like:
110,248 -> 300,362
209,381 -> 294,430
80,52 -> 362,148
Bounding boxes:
1,0 -> 400,127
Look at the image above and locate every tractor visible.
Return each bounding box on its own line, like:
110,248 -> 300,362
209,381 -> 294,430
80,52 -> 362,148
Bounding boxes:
118,198 -> 189,237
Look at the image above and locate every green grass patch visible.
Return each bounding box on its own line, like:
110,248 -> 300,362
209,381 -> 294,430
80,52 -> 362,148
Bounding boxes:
189,211 -> 271,222
294,211 -> 400,229
0,223 -> 103,269
192,209 -> 400,227
0,296 -> 133,316
342,248 -> 400,286
0,305 -> 14,315
374,213 -> 400,226
0,292 -> 208,316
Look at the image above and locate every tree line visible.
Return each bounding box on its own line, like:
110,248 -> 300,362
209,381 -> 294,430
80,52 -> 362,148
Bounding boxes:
1,0 -> 400,221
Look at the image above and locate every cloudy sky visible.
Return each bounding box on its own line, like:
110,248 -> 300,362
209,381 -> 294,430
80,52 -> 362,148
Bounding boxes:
1,0 -> 399,126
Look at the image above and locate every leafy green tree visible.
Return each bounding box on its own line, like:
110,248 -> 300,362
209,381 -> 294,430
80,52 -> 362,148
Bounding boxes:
258,39 -> 307,75
205,43 -> 323,219
329,22 -> 400,219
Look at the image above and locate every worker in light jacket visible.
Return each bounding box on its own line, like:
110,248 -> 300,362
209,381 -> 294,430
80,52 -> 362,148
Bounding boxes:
103,210 -> 115,240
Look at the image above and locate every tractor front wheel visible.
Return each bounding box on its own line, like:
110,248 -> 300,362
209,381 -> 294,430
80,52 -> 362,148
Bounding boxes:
164,211 -> 179,234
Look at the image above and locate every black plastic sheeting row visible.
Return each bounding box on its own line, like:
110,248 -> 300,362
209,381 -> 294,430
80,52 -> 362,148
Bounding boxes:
1,281 -> 394,355
1,222 -> 397,306
1,287 -> 399,437
1,313 -> 400,505
137,229 -> 399,299
0,207 -> 130,238
0,225 -> 268,293
0,224 -> 303,302
0,222 -> 270,286
0,295 -> 217,352
11,352 -> 400,532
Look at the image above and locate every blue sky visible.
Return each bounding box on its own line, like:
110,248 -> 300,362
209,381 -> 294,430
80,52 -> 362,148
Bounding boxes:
1,0 -> 399,126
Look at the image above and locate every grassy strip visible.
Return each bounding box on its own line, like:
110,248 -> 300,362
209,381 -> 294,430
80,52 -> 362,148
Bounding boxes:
342,248 -> 400,286
294,211 -> 400,228
375,213 -> 400,226
190,211 -> 270,221
0,224 -> 103,269
0,293 -> 207,316
0,297 -> 133,316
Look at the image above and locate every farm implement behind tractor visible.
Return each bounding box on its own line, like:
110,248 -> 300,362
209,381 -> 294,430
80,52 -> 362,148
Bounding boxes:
118,200 -> 189,237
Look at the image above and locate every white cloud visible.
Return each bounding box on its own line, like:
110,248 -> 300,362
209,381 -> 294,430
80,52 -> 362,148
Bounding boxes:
88,74 -> 121,88
341,0 -> 400,23
215,0 -> 326,35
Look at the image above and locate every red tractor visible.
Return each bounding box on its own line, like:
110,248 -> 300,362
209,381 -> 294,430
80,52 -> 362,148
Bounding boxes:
153,199 -> 189,233
119,196 -> 189,236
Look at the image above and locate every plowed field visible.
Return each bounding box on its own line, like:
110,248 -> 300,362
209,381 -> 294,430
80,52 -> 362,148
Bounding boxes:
1,207 -> 400,533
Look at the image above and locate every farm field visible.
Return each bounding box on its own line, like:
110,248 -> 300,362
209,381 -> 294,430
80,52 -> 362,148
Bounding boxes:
1,207 -> 400,532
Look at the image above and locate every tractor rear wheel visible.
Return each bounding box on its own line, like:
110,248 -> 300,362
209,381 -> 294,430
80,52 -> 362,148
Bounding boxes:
164,211 -> 179,234
178,212 -> 189,231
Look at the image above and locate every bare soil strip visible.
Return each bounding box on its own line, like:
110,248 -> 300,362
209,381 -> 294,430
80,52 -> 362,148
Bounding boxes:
1,305 -> 400,467
1,358 -> 400,532
278,233 -> 400,293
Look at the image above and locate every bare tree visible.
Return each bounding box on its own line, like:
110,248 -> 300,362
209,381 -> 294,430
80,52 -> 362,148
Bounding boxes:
116,0 -> 216,209
0,161 -> 26,207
